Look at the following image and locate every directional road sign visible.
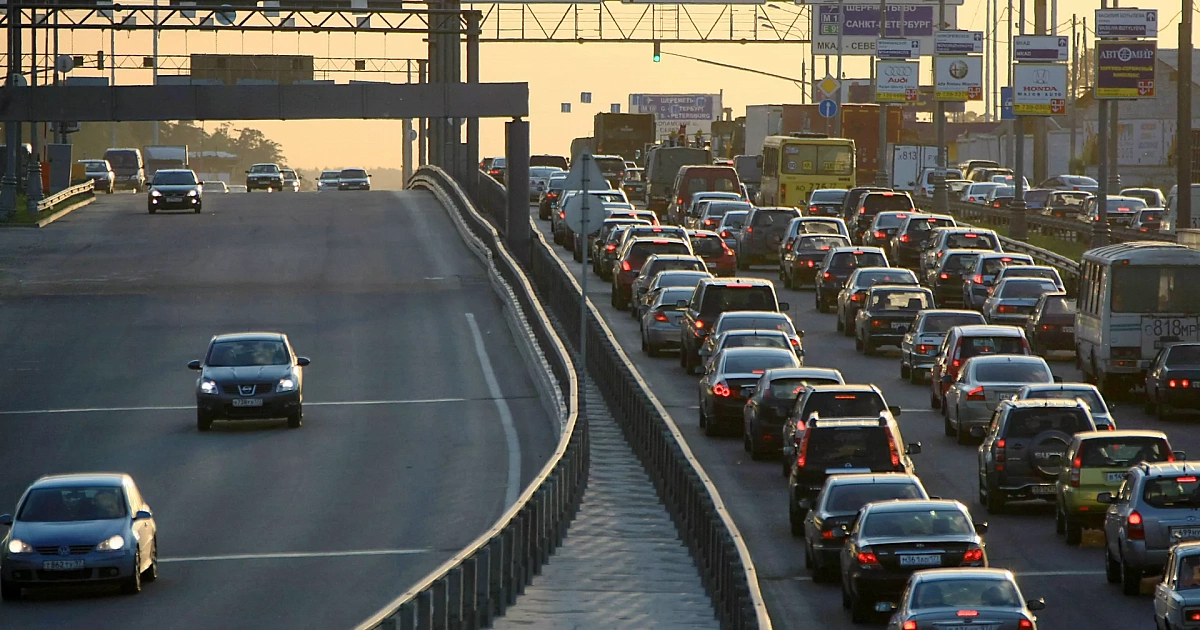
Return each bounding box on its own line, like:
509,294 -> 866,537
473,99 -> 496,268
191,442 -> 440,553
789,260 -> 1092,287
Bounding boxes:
818,99 -> 839,119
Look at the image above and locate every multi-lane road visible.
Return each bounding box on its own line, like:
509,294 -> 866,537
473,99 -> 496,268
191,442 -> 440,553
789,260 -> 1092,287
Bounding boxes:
0,191 -> 556,628
532,207 -> 1200,629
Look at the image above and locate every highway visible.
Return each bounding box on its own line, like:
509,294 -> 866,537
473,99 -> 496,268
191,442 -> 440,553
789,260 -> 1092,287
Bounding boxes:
0,190 -> 557,629
532,207 -> 1200,629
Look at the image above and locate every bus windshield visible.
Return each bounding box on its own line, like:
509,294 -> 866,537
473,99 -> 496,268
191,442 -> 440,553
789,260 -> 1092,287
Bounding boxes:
1111,266 -> 1200,313
780,143 -> 853,176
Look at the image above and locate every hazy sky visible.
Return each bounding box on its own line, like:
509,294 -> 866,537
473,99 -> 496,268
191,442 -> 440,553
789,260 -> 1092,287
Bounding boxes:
48,0 -> 1194,169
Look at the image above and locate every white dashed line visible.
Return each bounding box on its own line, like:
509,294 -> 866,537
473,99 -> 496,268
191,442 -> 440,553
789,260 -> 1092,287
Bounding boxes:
159,548 -> 433,563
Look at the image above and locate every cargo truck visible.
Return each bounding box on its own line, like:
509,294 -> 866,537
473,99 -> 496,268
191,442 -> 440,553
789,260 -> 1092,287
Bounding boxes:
594,113 -> 656,165
645,145 -> 711,216
142,145 -> 189,179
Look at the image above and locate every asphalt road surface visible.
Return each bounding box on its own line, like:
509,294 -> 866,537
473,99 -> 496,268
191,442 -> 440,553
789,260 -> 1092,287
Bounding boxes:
0,190 -> 557,629
533,207 -> 1200,629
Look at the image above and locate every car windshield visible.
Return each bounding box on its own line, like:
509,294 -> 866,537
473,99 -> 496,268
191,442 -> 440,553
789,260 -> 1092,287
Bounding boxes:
530,167 -> 561,177
153,171 -> 197,185
805,426 -> 892,468
857,271 -> 916,287
752,209 -> 799,227
1065,176 -> 1098,186
1111,266 -> 1200,314
249,164 -> 277,173
768,377 -> 841,399
873,213 -> 910,229
798,221 -> 844,235
946,233 -> 998,249
655,288 -> 695,307
341,169 -> 368,179
705,201 -> 753,217
718,316 -> 794,334
810,190 -> 847,203
721,334 -> 790,352
1125,190 -> 1161,205
923,314 -> 985,333
207,340 -> 290,367
911,579 -> 1021,609
870,290 -> 929,311
798,236 -> 849,251
1041,296 -> 1076,315
826,483 -> 924,512
1179,556 -> 1200,589
720,213 -> 748,230
319,171 -> 339,181
960,336 -> 1027,359
861,509 -> 974,538
722,353 -> 797,373
1004,408 -> 1092,436
1138,210 -> 1164,221
999,280 -> 1058,299
829,253 -> 887,270
656,272 -> 708,288
863,194 -> 914,212
1166,345 -> 1200,367
18,487 -> 127,522
1106,199 -> 1147,212
992,186 -> 1016,197
690,236 -> 726,256
1025,389 -> 1103,411
700,286 -> 776,314
627,242 -> 692,265
974,361 -> 1051,383
105,152 -> 138,168
84,162 -> 108,172
1078,437 -> 1169,467
1004,268 -> 1060,283
1142,476 -> 1200,509
907,218 -> 955,233
1049,192 -> 1090,207
645,259 -> 705,276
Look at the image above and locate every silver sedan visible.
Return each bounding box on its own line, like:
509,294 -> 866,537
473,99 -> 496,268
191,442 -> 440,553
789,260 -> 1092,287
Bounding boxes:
640,287 -> 695,356
943,354 -> 1057,443
982,277 -> 1061,325
1154,541 -> 1200,630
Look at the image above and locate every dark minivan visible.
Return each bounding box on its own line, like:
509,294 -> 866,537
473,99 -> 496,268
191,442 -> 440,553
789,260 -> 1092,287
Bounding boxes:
104,147 -> 145,192
850,191 -> 917,244
738,207 -> 801,269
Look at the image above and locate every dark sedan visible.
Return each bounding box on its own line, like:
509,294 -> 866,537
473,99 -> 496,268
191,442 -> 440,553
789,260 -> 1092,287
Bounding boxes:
783,234 -> 851,289
889,214 -> 956,269
862,211 -> 918,260
189,332 -> 310,430
1024,292 -> 1076,354
743,367 -> 843,460
1,473 -> 158,600
1146,342 -> 1200,420
699,347 -> 799,437
147,169 -> 202,214
802,473 -> 928,578
854,286 -> 934,355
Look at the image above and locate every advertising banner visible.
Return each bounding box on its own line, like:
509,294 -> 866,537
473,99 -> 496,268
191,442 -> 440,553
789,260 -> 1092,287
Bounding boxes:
934,56 -> 983,101
813,4 -> 957,56
1095,41 -> 1156,99
1012,63 -> 1068,115
875,61 -> 919,103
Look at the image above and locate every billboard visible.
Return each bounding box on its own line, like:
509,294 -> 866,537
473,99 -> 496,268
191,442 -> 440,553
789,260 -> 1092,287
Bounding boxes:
629,93 -> 721,138
875,61 -> 919,103
1095,41 -> 1157,99
934,56 -> 983,101
1012,63 -> 1068,115
812,4 -> 957,56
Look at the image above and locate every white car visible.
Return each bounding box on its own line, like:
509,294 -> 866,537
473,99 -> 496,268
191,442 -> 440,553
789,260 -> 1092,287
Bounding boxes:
228,185 -> 248,193
201,180 -> 229,193
962,183 -> 1002,205
317,170 -> 341,192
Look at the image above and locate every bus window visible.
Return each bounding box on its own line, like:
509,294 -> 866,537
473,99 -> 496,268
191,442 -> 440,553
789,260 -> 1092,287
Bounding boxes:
782,144 -> 817,175
1111,266 -> 1200,313
817,145 -> 854,176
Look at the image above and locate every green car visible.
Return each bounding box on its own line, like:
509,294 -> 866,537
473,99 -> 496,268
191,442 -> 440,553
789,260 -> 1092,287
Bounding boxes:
1055,430 -> 1181,545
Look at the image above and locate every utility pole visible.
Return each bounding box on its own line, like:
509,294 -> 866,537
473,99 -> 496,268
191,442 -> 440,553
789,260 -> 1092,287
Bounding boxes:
1006,0 -> 1015,166
834,3 -> 844,137
1032,0 -> 1048,184
27,4 -> 42,210
1177,0 -> 1194,229
933,0 -> 949,213
1069,15 -> 1078,173
1092,0 -> 1110,248
1010,0 -> 1027,240
1,0 -> 22,217
1107,0 -> 1120,192
875,0 -> 889,187
153,0 -> 160,145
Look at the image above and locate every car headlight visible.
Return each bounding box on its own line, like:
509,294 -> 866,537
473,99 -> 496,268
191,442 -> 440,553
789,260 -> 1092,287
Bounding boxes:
200,379 -> 219,395
7,539 -> 33,554
187,189 -> 199,197
95,534 -> 125,552
150,189 -> 162,197
277,377 -> 297,393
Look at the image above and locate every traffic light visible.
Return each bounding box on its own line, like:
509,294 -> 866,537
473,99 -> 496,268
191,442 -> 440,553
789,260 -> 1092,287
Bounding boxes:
97,51 -> 105,70
652,41 -> 661,62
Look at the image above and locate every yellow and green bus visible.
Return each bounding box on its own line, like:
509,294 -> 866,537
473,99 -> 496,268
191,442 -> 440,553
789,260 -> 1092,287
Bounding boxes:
758,134 -> 856,207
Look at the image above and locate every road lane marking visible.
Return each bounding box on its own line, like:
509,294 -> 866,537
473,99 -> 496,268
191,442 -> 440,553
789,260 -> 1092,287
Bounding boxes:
465,312 -> 522,508
0,398 -> 485,416
159,548 -> 434,563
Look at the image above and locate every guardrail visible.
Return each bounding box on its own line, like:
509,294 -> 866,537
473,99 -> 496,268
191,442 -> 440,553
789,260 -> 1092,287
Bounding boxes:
36,180 -> 94,213
356,166 -> 584,630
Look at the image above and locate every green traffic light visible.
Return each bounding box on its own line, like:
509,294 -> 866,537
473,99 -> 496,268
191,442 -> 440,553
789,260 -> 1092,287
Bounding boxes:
653,42 -> 661,62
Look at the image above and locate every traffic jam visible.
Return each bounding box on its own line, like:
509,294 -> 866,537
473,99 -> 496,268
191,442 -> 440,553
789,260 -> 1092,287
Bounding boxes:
534,155 -> 1200,628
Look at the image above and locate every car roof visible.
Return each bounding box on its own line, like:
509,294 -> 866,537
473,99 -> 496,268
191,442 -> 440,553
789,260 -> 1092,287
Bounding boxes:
32,473 -> 129,488
1140,462 -> 1200,477
155,169 -> 194,175
912,568 -> 1016,583
763,367 -> 843,381
646,254 -> 701,262
211,332 -> 286,343
866,499 -> 964,513
699,277 -> 773,287
954,324 -> 1025,336
919,309 -> 982,317
977,252 -> 1033,260
831,246 -> 884,254
826,473 -> 920,486
1075,429 -> 1167,441
1002,398 -> 1088,410
1174,541 -> 1200,557
719,346 -> 796,359
806,384 -> 882,393
966,354 -> 1044,366
718,310 -> 788,319
1021,383 -> 1098,393
867,284 -> 928,293
687,229 -> 722,237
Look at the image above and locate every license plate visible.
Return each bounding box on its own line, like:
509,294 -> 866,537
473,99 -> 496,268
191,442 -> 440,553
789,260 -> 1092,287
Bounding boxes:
742,388 -> 757,397
1106,472 -> 1127,483
167,196 -> 182,202
42,560 -> 84,570
1192,381 -> 1200,389
706,263 -> 717,269
1032,485 -> 1056,495
1062,326 -> 1074,333
898,554 -> 941,566
232,398 -> 264,407
945,625 -> 998,630
891,323 -> 907,330
826,467 -> 872,474
1172,527 -> 1200,541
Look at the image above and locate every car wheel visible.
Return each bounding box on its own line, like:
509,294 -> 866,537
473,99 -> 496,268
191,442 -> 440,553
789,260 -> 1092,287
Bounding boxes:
842,316 -> 855,337
143,541 -> 159,582
803,541 -> 813,568
850,591 -> 871,623
0,580 -> 21,601
610,287 -> 620,309
781,455 -> 790,479
1055,505 -> 1066,535
945,412 -> 955,437
703,412 -> 720,437
954,409 -> 970,445
749,435 -> 766,461
1065,520 -> 1083,545
196,410 -> 213,432
841,581 -> 852,610
1158,401 -> 1173,422
698,404 -> 707,429
835,313 -> 844,331
743,432 -> 752,453
148,206 -> 156,214
121,549 -> 143,594
194,204 -> 202,214
1121,556 -> 1141,596
287,407 -> 303,429
1105,542 -> 1121,583
909,366 -> 923,385
854,333 -> 862,351
647,341 -> 660,358
788,497 -> 805,538
862,337 -> 875,356
900,358 -> 911,379
985,483 -> 1006,514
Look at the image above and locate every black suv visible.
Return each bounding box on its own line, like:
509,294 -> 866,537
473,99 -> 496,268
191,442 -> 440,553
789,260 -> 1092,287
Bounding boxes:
976,398 -> 1098,514
781,384 -> 901,478
814,247 -> 888,313
786,412 -> 920,533
889,214 -> 956,269
840,186 -> 890,235
849,191 -> 916,243
737,207 -> 800,269
678,278 -> 789,374
929,249 -> 982,308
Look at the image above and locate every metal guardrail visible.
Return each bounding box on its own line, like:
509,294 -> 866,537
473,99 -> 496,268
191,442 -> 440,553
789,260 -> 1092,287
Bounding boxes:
469,173 -> 772,629
36,180 -> 94,213
356,167 -> 584,630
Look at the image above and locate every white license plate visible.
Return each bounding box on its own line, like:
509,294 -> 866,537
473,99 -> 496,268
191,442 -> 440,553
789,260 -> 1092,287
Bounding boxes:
891,323 -> 907,330
1032,485 -> 1056,495
42,560 -> 85,570
898,554 -> 941,566
1106,472 -> 1127,483
945,625 -> 998,630
1062,326 -> 1074,333
1172,527 -> 1200,541
232,398 -> 264,407
167,196 -> 182,202
1192,381 -> 1200,389
706,263 -> 717,269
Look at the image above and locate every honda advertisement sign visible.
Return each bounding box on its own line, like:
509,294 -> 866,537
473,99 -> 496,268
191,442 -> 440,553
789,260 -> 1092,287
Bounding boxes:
934,56 -> 983,101
1095,41 -> 1157,99
875,61 -> 919,103
1012,64 -> 1068,115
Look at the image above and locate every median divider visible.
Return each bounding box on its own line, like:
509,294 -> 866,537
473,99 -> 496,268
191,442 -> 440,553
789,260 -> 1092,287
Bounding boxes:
356,167 -> 583,630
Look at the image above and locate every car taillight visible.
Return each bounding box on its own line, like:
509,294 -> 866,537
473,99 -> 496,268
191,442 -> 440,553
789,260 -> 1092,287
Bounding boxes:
998,305 -> 1015,313
940,272 -> 950,280
621,261 -> 632,272
703,219 -> 714,226
873,231 -> 886,239
713,382 -> 731,397
796,428 -> 811,468
995,438 -> 1006,465
823,272 -> 833,280
966,386 -> 985,401
605,244 -> 616,252
695,320 -> 705,330
957,610 -> 979,618
1169,379 -> 1191,388
973,274 -> 984,284
780,184 -> 787,198
872,319 -> 883,328
807,260 -> 815,267
720,230 -> 729,238
851,294 -> 861,302
856,550 -> 879,566
725,246 -> 736,257
559,211 -> 566,219
858,207 -> 866,214
1041,324 -> 1053,331
746,227 -> 754,233
886,431 -> 901,467
917,344 -> 932,354
1019,620 -> 1033,630
654,312 -> 669,322
547,192 -> 558,199
1070,455 -> 1081,487
790,338 -> 800,347
900,234 -> 910,242
677,197 -> 684,205
1127,511 -> 1145,540
808,205 -> 818,214
902,622 -> 918,630
962,548 -> 984,563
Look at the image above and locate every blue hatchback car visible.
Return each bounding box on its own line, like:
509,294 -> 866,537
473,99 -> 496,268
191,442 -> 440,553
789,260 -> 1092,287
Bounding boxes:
1,473 -> 158,600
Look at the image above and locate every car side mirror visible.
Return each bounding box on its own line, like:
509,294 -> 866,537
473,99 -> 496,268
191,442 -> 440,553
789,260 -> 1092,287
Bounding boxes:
779,302 -> 790,312
296,357 -> 311,367
187,359 -> 202,370
1097,492 -> 1115,504
797,330 -> 805,338
1175,450 -> 1188,460
970,425 -> 986,438
889,405 -> 902,416
244,170 -> 250,174
676,300 -> 689,308
974,521 -> 989,535
906,442 -> 921,455
0,514 -> 11,527
134,510 -> 152,521
1053,375 -> 1064,383
1026,598 -> 1046,611
941,375 -> 954,384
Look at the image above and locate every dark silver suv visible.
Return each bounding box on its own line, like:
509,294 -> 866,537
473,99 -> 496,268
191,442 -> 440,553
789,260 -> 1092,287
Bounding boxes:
976,399 -> 1097,514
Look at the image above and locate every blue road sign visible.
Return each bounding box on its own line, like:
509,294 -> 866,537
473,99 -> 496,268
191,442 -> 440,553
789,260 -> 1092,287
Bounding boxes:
819,99 -> 839,119
1000,87 -> 1015,121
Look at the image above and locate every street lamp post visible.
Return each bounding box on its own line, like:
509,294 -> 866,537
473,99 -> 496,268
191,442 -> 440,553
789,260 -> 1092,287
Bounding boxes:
874,0 -> 889,187
932,0 -> 949,214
